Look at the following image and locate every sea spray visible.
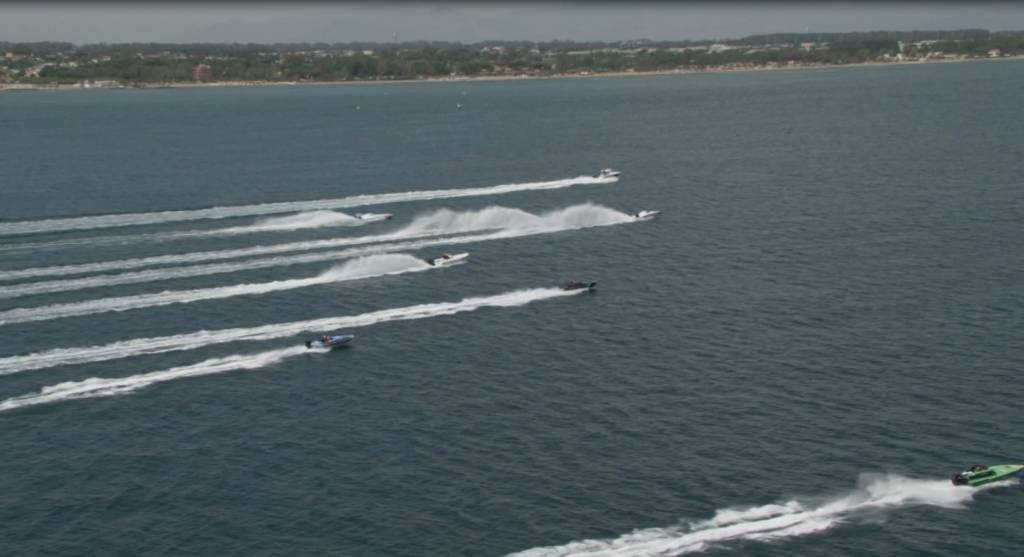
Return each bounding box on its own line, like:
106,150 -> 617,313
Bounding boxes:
507,474 -> 1006,557
399,206 -> 539,235
0,287 -> 583,376
0,174 -> 617,237
0,203 -> 626,282
0,254 -> 433,326
0,232 -> 486,299
228,210 -> 363,232
0,225 -> 435,282
0,204 -> 635,299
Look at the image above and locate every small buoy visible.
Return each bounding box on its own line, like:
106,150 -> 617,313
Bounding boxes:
456,103 -> 462,109
356,105 -> 361,110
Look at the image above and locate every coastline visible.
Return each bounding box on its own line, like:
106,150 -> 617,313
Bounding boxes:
3,54 -> 1021,92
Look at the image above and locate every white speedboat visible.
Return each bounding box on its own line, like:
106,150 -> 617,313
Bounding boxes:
353,212 -> 393,222
427,252 -> 469,266
633,210 -> 661,220
595,168 -> 622,178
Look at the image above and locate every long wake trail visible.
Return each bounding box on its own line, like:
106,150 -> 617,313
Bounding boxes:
0,232 -> 485,299
0,174 -> 616,237
507,474 -> 1009,557
0,287 -> 583,377
0,204 -> 619,282
0,254 -> 437,326
0,204 -> 634,298
0,210 -> 380,254
0,346 -> 310,412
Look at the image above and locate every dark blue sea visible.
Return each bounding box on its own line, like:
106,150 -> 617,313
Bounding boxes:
1,60 -> 1022,557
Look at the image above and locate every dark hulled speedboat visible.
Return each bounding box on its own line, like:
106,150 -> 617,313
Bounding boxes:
562,281 -> 597,291
950,464 -> 1024,486
305,334 -> 355,349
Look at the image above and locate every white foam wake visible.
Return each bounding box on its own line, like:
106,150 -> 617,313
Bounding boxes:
222,210 -> 364,233
0,232 -> 483,299
0,254 -> 433,326
0,287 -> 582,376
0,204 -> 633,298
0,346 -> 310,412
0,174 -> 616,237
508,474 -> 1008,557
0,211 -> 371,256
0,203 -> 626,283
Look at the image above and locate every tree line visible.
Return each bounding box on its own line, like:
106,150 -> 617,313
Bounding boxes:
3,30 -> 1022,85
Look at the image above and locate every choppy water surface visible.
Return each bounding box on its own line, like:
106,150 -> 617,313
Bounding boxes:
1,61 -> 1022,557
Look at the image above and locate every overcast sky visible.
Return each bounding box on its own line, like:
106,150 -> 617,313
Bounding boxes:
3,2 -> 1024,44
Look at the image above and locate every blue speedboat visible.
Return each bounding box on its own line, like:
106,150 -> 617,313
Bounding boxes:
305,334 -> 355,349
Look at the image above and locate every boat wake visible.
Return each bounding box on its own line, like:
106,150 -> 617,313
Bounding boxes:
0,174 -> 616,237
0,254 -> 434,326
0,211 -> 369,255
508,474 -> 1012,557
0,203 -> 630,283
0,287 -> 583,377
0,346 -> 310,412
223,210 -> 364,233
0,204 -> 634,298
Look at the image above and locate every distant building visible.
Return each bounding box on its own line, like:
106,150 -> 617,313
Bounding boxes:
988,48 -> 1002,58
193,63 -> 212,82
669,46 -> 708,53
24,63 -> 52,77
77,79 -> 123,89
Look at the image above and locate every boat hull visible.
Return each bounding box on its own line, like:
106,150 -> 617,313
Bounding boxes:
354,213 -> 392,222
306,334 -> 355,349
429,252 -> 469,266
952,464 -> 1024,486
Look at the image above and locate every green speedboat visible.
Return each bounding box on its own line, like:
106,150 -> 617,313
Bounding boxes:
950,464 -> 1024,486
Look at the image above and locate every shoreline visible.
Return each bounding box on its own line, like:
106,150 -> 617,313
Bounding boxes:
3,55 -> 1021,92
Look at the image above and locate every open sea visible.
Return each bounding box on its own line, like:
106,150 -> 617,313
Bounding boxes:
1,60 -> 1022,557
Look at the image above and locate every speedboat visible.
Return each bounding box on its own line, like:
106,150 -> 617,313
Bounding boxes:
633,210 -> 661,220
595,168 -> 622,178
305,334 -> 355,349
562,280 -> 597,291
353,212 -> 393,222
427,252 -> 469,266
950,464 -> 1024,486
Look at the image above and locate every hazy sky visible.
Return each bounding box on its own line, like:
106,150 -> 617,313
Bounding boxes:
3,2 -> 1024,44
